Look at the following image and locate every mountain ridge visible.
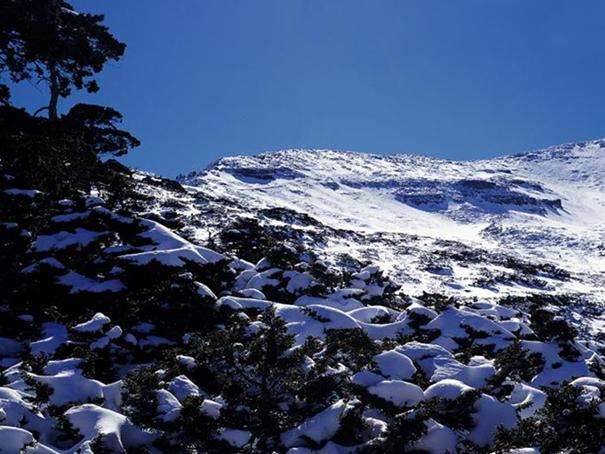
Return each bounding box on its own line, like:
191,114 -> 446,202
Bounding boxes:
186,137 -> 605,176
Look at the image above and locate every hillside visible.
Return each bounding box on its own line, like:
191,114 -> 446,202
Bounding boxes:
180,139 -> 605,339
0,140 -> 603,452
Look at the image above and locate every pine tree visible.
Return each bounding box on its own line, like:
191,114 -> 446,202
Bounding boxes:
189,309 -> 311,451
0,0 -> 139,194
0,0 -> 125,120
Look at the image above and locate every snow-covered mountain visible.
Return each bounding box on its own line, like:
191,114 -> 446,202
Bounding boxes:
2,139 -> 604,452
179,139 -> 605,337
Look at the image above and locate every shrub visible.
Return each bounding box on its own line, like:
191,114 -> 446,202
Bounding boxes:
121,366 -> 160,429
495,385 -> 605,453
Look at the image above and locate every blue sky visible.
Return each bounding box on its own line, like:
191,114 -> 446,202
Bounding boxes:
9,0 -> 605,176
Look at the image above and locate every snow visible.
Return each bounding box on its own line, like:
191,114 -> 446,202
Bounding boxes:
120,247 -> 212,267
138,335 -> 174,348
106,325 -> 123,339
424,379 -> 474,400
85,195 -> 105,207
90,335 -> 111,349
200,399 -> 223,419
57,271 -> 125,294
295,294 -> 364,312
412,419 -> 457,454
218,296 -> 273,311
0,426 -> 37,453
405,302 -> 438,320
65,404 -> 154,450
281,400 -> 349,447
294,294 -> 365,316
348,306 -> 395,323
27,370 -> 107,406
167,375 -> 203,401
156,389 -> 182,422
196,281 -> 217,300
73,312 -> 111,333
396,342 -> 454,377
245,268 -> 281,290
44,358 -> 83,375
351,370 -> 384,387
3,188 -> 42,197
286,441 -> 350,453
0,338 -> 21,357
217,428 -> 252,448
372,349 -> 416,380
22,257 -> 65,273
119,219 -> 225,267
30,323 -> 68,356
176,355 -> 197,369
507,383 -> 547,418
570,376 -> 605,390
0,387 -> 43,429
133,322 -> 154,333
429,356 -> 495,388
33,228 -> 107,252
470,394 -> 516,446
367,380 -> 424,407
422,306 -> 514,342
238,288 -> 266,299
284,270 -> 317,293
51,211 -> 91,223
522,340 -> 593,387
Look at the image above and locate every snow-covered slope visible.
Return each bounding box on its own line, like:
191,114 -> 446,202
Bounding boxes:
180,139 -> 605,337
1,147 -> 604,452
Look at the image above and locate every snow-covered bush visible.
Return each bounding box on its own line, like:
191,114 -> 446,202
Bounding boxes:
495,384 -> 605,453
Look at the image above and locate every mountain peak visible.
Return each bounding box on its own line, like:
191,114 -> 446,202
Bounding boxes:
184,138 -> 605,185
509,137 -> 605,161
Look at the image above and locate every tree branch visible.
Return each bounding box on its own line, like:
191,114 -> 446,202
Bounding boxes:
33,106 -> 49,117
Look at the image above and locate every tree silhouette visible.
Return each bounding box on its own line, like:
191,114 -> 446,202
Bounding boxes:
0,0 -> 125,120
62,103 -> 140,156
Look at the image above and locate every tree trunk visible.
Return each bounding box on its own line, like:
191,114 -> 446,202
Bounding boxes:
48,63 -> 59,121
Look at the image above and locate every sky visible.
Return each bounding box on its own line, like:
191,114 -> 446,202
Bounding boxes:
8,0 -> 605,177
